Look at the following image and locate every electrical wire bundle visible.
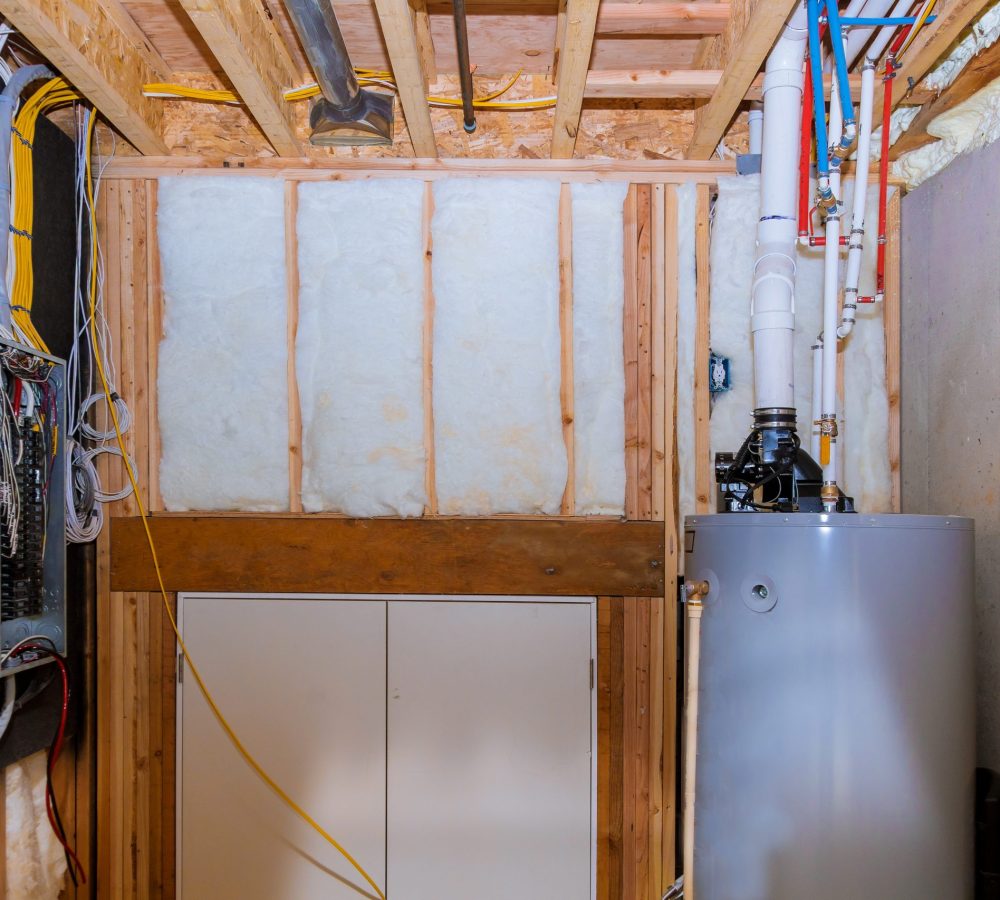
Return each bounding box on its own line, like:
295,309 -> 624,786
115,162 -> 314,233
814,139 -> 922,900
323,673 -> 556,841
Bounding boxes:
64,105 -> 134,543
0,637 -> 86,887
144,67 -> 558,111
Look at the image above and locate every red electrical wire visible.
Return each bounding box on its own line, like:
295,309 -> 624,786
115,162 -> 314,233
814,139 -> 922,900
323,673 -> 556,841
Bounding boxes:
14,645 -> 87,885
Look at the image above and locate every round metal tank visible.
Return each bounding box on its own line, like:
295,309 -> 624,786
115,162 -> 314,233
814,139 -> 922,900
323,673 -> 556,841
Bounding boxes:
685,513 -> 975,900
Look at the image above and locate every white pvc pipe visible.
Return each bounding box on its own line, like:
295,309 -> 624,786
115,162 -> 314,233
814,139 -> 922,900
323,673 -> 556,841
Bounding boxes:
682,589 -> 706,900
821,80 -> 843,498
748,102 -> 764,154
839,61 -> 876,338
751,2 -> 809,415
865,0 -> 911,64
843,0 -> 896,66
811,337 -> 823,460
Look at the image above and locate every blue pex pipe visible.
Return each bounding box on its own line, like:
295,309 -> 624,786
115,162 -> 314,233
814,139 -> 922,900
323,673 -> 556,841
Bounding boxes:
807,0 -> 830,176
823,0 -> 855,126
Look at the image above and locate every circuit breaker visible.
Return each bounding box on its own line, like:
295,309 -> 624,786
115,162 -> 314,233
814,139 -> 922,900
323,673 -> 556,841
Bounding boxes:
0,338 -> 66,673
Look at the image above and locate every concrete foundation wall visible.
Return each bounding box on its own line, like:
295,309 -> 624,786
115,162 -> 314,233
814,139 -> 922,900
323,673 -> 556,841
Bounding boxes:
902,138 -> 1000,767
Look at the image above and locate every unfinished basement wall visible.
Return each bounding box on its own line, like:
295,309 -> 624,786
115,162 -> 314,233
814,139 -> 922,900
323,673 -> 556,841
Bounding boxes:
901,139 -> 1000,769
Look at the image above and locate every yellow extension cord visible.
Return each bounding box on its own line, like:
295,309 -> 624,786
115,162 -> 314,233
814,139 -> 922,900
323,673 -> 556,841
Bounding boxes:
78,111 -> 387,899
144,67 -> 557,111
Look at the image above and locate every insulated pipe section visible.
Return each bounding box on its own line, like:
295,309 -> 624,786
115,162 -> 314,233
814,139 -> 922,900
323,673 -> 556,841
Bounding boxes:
839,61 -> 876,338
751,3 -> 808,418
452,0 -> 476,133
0,65 -> 54,333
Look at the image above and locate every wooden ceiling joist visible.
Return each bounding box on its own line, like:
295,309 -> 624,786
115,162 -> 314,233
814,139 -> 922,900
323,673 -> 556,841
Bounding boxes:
551,0 -> 601,159
874,0 -> 996,128
686,0 -> 799,160
373,0 -> 438,157
596,1 -> 730,36
177,0 -> 302,156
890,37 -> 1000,159
0,0 -> 169,154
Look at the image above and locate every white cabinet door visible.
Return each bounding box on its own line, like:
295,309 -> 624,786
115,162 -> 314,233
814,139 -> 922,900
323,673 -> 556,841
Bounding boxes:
178,596 -> 386,899
386,600 -> 594,900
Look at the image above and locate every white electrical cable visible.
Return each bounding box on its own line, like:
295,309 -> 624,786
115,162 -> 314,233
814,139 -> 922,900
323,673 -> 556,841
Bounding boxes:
63,107 -> 133,543
0,675 -> 15,742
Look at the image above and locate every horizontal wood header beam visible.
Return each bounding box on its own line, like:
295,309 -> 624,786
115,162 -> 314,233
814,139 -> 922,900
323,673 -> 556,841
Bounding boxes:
110,516 -> 666,597
101,156 -> 737,180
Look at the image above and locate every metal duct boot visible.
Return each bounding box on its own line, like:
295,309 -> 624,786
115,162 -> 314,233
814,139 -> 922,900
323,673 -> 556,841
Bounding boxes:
309,91 -> 393,147
283,0 -> 394,146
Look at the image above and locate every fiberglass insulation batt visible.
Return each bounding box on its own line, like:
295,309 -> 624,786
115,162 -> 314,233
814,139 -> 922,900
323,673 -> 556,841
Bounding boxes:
157,177 -> 289,511
570,182 -> 628,516
710,175 -> 891,512
431,179 -> 566,515
296,180 -> 426,516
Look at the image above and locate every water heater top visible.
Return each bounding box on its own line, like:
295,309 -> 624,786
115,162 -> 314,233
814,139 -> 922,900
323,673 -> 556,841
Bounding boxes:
685,512 -> 973,531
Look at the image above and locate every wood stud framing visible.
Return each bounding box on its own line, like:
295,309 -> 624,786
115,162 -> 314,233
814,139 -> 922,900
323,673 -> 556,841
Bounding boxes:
87,164 -> 902,899
551,0 -> 602,159
175,0 -> 303,156
0,0 -> 169,154
372,0 -> 438,157
687,0 -> 800,159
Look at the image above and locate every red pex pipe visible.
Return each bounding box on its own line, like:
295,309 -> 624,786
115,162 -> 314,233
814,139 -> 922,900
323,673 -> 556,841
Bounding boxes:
799,63 -> 814,238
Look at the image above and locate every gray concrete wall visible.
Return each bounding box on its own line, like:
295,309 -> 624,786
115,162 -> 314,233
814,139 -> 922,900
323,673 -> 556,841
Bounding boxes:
902,137 -> 1000,767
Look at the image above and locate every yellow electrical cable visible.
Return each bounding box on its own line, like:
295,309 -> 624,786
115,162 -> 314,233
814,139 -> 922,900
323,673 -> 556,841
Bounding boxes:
144,68 -> 556,110
81,111 -> 387,900
11,78 -> 82,353
895,0 -> 937,61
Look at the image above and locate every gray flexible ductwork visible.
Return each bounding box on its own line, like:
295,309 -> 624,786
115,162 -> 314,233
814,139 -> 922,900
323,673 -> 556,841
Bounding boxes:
0,65 -> 54,333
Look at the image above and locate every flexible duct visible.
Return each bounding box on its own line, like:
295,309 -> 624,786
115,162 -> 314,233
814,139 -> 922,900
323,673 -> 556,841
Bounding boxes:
750,3 -> 809,418
0,65 -> 54,333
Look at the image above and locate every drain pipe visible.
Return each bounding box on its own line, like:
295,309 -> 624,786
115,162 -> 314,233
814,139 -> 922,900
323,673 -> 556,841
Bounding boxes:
750,2 -> 809,454
0,65 -> 54,334
682,579 -> 710,900
452,0 -> 476,133
283,0 -> 394,145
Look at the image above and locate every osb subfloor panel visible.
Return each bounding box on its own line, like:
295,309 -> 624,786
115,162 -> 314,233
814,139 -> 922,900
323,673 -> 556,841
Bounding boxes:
107,73 -> 749,161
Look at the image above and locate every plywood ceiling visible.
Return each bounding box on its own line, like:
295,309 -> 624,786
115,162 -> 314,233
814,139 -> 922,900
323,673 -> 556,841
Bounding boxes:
119,0 -> 706,78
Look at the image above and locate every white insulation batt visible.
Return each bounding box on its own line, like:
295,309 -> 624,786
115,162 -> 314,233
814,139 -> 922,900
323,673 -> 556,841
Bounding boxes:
296,180 -> 427,516
570,182 -> 627,516
157,177 -> 289,511
5,751 -> 67,899
675,182 -> 699,530
431,179 -> 566,515
710,175 -> 891,512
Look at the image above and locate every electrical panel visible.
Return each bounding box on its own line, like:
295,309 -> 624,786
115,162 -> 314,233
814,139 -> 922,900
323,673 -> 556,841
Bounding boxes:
0,339 -> 65,674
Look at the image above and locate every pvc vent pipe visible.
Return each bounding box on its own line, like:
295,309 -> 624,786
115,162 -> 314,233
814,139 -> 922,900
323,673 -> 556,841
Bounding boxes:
282,0 -> 394,146
750,2 -> 809,418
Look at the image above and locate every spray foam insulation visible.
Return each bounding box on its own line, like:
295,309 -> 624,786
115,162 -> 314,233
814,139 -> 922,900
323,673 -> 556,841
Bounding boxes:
710,175 -> 891,512
570,182 -> 628,516
296,180 -> 427,516
157,177 -> 289,511
431,179 -> 567,515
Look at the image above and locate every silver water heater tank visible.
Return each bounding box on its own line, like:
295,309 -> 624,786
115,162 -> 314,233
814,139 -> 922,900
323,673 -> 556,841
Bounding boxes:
685,513 -> 975,900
